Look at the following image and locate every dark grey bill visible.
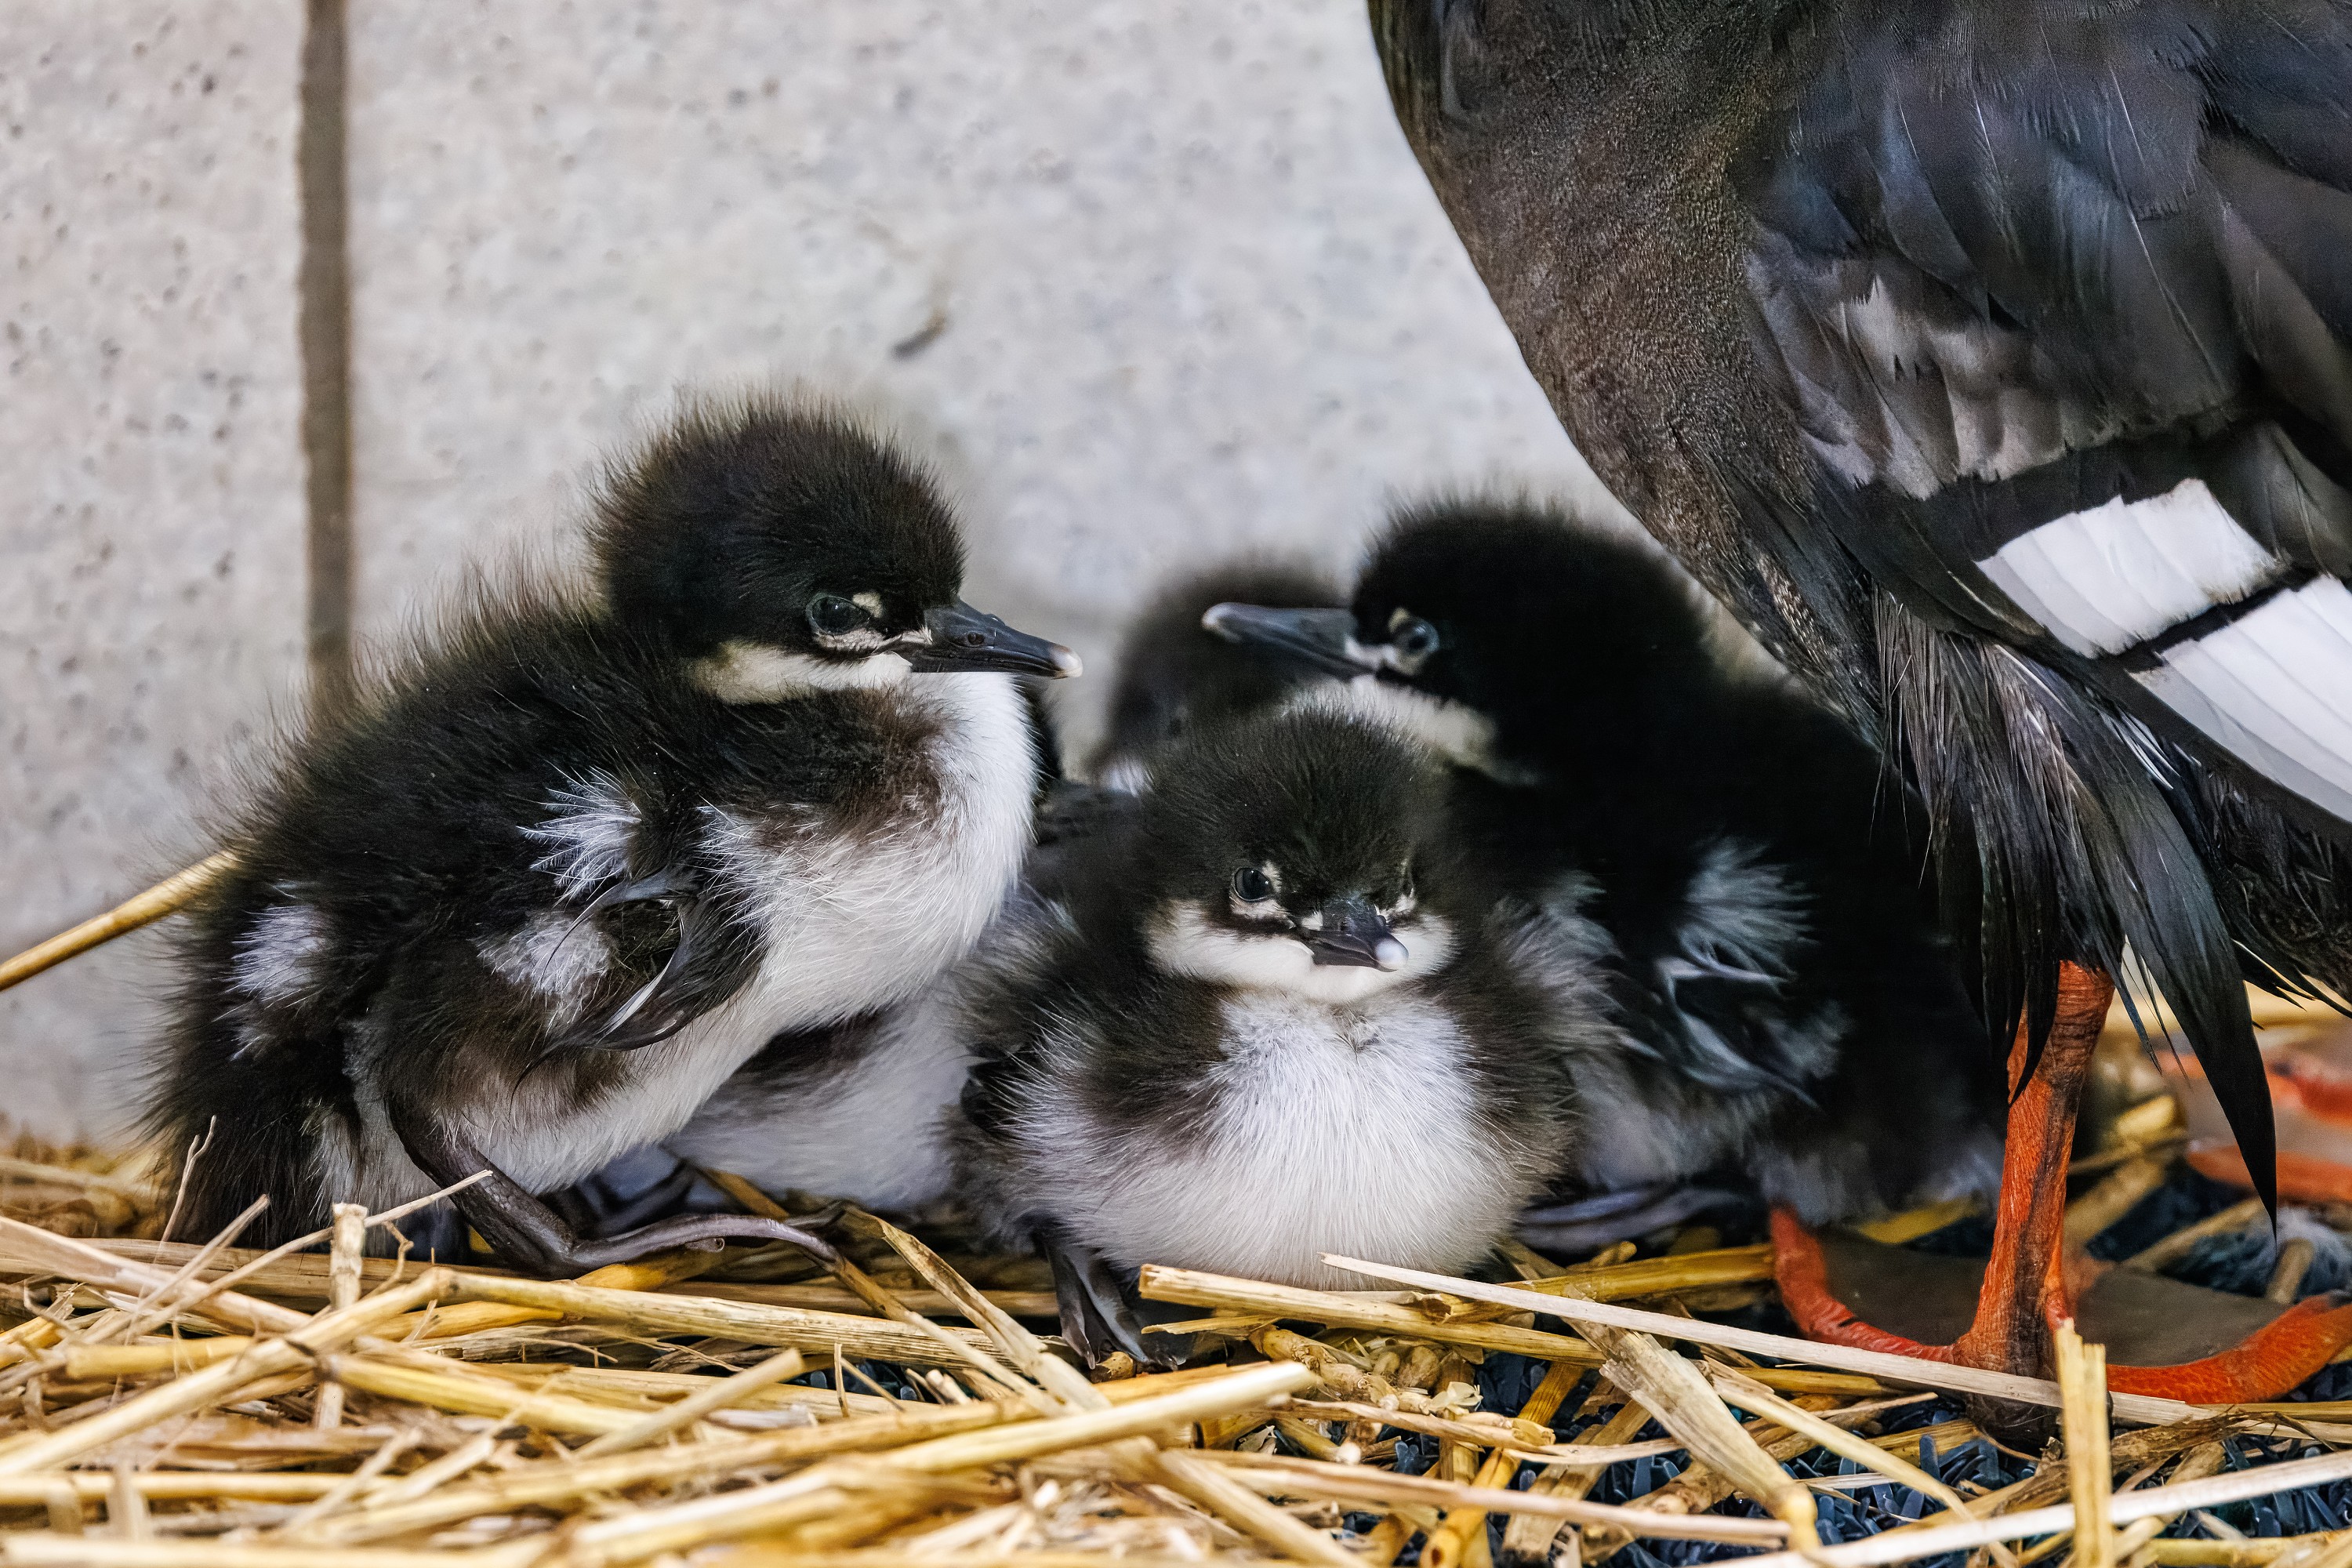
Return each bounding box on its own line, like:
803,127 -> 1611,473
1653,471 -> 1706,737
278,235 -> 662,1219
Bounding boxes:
1306,895 -> 1408,971
913,600 -> 1083,677
1200,603 -> 1369,678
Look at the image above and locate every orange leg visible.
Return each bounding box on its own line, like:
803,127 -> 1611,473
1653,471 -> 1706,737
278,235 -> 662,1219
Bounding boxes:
1775,963 -> 2352,1402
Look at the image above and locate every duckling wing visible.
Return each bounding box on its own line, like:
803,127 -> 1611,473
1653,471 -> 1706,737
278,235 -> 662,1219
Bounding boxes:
1531,841 -> 1836,1098
553,867 -> 755,1054
516,772 -> 761,1057
1642,954 -> 1815,1098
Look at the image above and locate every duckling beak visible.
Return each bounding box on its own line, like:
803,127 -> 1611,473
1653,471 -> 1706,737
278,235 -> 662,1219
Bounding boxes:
1305,896 -> 1408,971
912,601 -> 1083,677
1200,603 -> 1372,678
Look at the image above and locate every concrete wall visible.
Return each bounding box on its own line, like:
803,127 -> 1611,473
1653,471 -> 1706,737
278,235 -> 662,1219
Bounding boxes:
2,0 -> 1613,1137
1,4 -> 307,1138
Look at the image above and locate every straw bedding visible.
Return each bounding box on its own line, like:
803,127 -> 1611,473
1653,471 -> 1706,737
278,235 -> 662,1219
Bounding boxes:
0,1112 -> 2346,1568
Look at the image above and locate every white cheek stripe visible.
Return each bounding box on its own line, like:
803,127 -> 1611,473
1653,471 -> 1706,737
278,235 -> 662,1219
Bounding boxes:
1146,904 -> 1454,1005
693,641 -> 913,702
1977,479 -> 2285,658
2136,577 -> 2352,822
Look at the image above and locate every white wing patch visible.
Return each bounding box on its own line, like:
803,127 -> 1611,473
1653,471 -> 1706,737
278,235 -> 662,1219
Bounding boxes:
1095,756 -> 1152,796
1748,253 -> 2089,497
520,771 -> 640,900
234,902 -> 330,1004
478,912 -> 612,1030
1977,479 -> 2286,658
2136,577 -> 2352,822
1681,840 -> 1806,979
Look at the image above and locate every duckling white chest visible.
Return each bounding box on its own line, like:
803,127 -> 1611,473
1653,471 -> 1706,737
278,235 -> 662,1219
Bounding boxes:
706,672 -> 1038,1031
1054,990 -> 1537,1288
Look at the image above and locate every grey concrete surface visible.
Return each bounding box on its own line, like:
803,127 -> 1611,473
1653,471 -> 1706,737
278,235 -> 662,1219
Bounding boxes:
1,3 -> 307,1139
343,1 -> 1617,753
4,0 -> 1616,1133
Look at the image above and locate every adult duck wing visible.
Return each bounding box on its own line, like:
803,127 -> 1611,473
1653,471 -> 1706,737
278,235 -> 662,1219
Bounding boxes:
1737,2 -> 2352,829
1728,1 -> 2352,1203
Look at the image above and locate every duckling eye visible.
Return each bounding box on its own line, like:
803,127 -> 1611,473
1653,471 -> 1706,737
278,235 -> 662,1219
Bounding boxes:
1232,866 -> 1276,904
1391,615 -> 1440,661
808,595 -> 869,637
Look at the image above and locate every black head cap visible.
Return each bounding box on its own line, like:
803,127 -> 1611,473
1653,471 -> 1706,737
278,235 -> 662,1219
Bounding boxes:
1140,707 -> 1456,978
1090,559 -> 1341,786
1203,498 -> 1717,766
1349,498 -> 1715,721
590,395 -> 1076,680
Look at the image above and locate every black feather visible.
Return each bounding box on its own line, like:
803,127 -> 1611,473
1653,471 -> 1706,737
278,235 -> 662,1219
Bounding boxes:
953,704 -> 1588,1286
1203,499 -> 2005,1224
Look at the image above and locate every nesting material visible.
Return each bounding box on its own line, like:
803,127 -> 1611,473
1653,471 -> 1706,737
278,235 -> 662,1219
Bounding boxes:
0,1134 -> 2347,1566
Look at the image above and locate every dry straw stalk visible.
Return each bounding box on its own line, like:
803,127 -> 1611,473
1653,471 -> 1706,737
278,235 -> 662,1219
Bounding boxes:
2058,1318 -> 2118,1568
3,1126 -> 2348,1566
1313,1254 -> 2202,1427
0,1268 -> 455,1477
1730,1450 -> 2352,1568
446,1274 -> 1000,1366
1191,1449 -> 1792,1544
0,853 -> 236,995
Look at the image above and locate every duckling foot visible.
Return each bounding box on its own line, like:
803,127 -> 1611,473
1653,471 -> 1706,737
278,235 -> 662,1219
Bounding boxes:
1043,1231 -> 1188,1371
545,1151 -> 701,1239
1771,963 -> 2352,1408
401,1118 -> 837,1276
583,1159 -> 702,1236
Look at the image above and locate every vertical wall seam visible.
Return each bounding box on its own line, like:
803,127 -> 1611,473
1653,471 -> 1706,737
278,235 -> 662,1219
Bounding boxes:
297,0 -> 354,716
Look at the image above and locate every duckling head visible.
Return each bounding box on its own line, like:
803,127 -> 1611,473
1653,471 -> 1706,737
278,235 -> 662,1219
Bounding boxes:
1089,559 -> 1340,792
1137,707 -> 1457,1004
1204,498 -> 1711,775
592,394 -> 1080,699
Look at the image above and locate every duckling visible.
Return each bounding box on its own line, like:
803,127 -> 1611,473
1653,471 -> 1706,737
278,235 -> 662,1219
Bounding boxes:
953,706 -> 1589,1363
1207,500 -> 2002,1243
151,395 -> 1079,1272
1086,561 -> 1339,792
655,984 -> 981,1218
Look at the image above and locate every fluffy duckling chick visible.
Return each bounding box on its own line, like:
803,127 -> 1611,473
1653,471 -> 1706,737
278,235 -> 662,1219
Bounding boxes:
152,394 -> 1077,1271
953,706 -> 1588,1363
1087,561 -> 1339,793
1209,500 -> 2002,1245
660,945 -> 995,1218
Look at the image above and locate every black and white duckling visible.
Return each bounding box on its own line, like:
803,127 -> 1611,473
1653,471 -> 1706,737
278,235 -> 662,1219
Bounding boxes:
1207,501 -> 2002,1246
1086,561 -> 1339,793
953,706 -> 1588,1363
152,395 -> 1079,1271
